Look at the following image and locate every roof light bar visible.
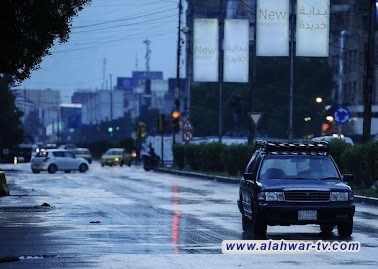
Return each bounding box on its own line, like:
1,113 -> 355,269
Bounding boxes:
256,140 -> 329,154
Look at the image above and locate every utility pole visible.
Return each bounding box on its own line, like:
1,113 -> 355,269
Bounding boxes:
135,51 -> 139,70
175,0 -> 183,111
362,0 -> 376,143
173,0 -> 183,144
288,0 -> 295,140
102,58 -> 106,90
110,74 -> 113,121
218,0 -> 225,143
143,39 -> 151,108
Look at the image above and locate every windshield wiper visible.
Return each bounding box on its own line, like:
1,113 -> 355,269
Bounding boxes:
319,177 -> 340,181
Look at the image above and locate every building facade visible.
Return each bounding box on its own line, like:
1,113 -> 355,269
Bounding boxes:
185,0 -> 377,136
81,90 -> 125,125
12,88 -> 61,141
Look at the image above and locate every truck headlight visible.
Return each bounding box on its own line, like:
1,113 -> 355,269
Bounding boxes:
258,192 -> 284,201
114,157 -> 119,162
330,192 -> 349,201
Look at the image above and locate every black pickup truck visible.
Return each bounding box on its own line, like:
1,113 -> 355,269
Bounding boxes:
238,141 -> 355,238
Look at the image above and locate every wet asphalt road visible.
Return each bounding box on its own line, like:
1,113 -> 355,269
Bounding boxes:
0,162 -> 377,268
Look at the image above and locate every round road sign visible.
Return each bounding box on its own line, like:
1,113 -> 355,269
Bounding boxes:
183,131 -> 193,142
334,107 -> 351,125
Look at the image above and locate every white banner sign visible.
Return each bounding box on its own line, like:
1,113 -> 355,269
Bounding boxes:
193,19 -> 219,82
256,0 -> 289,56
296,0 -> 330,57
224,19 -> 249,82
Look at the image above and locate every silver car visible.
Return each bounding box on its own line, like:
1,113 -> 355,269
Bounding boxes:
31,149 -> 89,174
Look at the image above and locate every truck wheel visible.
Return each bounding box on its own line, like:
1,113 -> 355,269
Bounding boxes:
252,210 -> 267,238
337,221 -> 353,238
320,224 -> 334,235
242,214 -> 252,232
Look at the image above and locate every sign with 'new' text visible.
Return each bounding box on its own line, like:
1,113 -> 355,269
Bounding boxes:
256,0 -> 290,56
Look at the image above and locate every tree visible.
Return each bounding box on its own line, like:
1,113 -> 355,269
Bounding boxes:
0,76 -> 24,151
0,0 -> 91,82
0,0 -> 91,153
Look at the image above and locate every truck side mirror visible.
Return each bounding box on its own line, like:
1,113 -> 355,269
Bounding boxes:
342,174 -> 353,182
243,173 -> 255,181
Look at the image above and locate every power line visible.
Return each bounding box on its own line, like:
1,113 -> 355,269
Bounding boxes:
71,13 -> 177,34
72,7 -> 177,29
52,32 -> 176,54
69,17 -> 176,41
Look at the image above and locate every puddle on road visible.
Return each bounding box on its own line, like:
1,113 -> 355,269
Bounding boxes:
0,205 -> 55,213
19,255 -> 59,260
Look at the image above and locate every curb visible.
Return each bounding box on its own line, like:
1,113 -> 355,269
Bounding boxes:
0,256 -> 20,263
156,167 -> 378,206
354,195 -> 378,206
0,171 -> 10,196
156,167 -> 240,184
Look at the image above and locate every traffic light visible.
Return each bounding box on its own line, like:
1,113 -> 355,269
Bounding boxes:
171,108 -> 181,133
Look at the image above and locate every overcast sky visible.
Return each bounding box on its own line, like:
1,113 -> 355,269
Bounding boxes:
16,0 -> 181,102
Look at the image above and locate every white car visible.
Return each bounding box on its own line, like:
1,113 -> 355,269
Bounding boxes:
31,149 -> 89,174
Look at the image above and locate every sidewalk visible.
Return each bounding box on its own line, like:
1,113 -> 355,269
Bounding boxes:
156,167 -> 378,206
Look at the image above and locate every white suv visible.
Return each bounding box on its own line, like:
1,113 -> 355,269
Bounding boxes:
31,149 -> 89,174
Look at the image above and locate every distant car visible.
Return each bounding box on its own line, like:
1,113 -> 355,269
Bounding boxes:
312,135 -> 354,145
73,148 -> 92,164
100,148 -> 130,167
31,149 -> 89,174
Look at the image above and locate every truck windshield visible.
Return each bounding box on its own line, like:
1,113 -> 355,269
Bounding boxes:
259,155 -> 340,180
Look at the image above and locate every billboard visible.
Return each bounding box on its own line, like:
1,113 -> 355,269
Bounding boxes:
223,19 -> 249,82
296,0 -> 330,57
256,0 -> 289,56
193,18 -> 219,82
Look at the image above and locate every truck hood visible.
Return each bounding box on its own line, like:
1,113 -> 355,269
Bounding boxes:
260,178 -> 351,192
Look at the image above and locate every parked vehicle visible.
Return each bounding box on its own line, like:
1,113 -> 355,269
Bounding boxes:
100,148 -> 130,167
31,149 -> 89,174
72,148 -> 92,164
238,141 -> 355,238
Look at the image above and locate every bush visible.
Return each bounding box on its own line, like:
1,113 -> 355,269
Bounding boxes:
223,144 -> 254,176
172,142 -> 255,176
171,140 -> 378,187
341,141 -> 378,187
186,144 -> 205,171
201,143 -> 226,172
328,140 -> 352,172
172,144 -> 185,169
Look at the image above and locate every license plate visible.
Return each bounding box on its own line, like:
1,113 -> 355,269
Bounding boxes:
298,210 -> 317,220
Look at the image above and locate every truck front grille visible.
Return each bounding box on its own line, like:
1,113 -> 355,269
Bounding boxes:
284,190 -> 330,202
